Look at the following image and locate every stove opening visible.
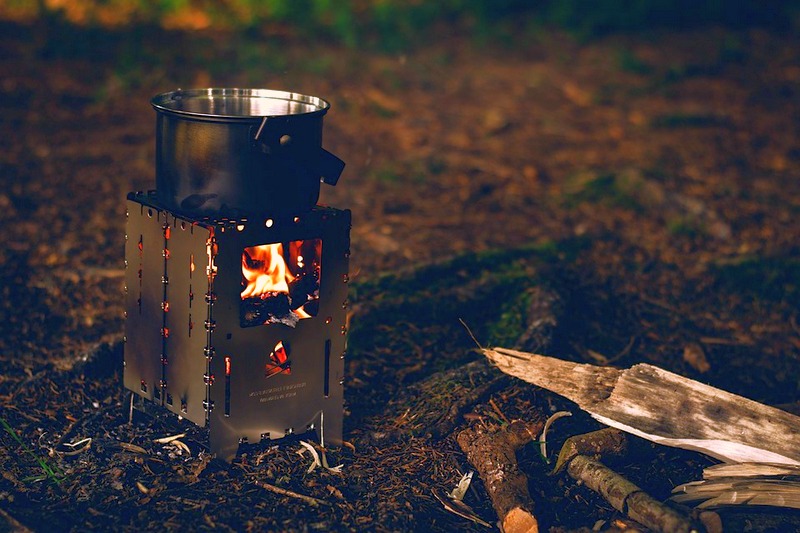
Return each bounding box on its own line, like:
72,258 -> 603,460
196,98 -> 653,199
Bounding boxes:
241,238 -> 322,327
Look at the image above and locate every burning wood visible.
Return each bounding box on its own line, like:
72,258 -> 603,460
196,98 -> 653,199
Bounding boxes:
483,347 -> 800,466
240,240 -> 321,328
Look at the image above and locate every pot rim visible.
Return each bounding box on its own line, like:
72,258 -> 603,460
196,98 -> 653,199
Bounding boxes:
151,88 -> 331,121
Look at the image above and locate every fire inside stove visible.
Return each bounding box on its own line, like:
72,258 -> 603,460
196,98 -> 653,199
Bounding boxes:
240,238 -> 322,328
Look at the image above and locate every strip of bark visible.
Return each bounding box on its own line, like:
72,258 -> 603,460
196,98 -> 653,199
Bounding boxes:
457,420 -> 544,533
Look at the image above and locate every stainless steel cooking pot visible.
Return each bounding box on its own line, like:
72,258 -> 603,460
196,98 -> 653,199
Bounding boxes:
151,88 -> 345,216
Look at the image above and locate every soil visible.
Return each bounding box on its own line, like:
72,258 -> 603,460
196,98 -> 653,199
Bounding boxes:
1,19 -> 799,531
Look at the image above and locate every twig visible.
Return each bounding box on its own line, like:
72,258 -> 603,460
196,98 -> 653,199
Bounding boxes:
252,480 -> 331,507
459,318 -> 483,350
0,507 -> 33,533
539,411 -> 572,463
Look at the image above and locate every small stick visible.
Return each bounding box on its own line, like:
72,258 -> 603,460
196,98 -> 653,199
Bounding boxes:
253,480 -> 331,507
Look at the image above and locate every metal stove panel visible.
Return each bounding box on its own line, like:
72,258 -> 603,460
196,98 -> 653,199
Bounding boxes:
124,202 -> 169,404
162,214 -> 213,426
207,209 -> 350,461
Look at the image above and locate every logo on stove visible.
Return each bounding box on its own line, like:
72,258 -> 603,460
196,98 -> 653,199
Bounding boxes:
266,341 -> 291,378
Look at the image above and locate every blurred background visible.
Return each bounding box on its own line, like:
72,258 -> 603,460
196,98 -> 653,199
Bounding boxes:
1,1 -> 800,529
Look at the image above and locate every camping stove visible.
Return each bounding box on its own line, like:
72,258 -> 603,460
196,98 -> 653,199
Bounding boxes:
123,89 -> 349,461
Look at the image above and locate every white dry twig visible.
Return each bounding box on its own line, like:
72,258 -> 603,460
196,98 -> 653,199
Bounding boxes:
540,411 -> 572,463
298,441 -> 343,474
57,437 -> 93,456
153,433 -> 187,444
447,471 -> 474,502
171,439 -> 191,455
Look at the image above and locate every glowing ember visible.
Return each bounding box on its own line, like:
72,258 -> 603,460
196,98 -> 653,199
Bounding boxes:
265,340 -> 291,378
241,239 -> 321,327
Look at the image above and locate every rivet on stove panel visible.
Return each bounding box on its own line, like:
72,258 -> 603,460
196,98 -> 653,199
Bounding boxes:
342,300 -> 349,309
181,400 -> 187,413
285,427 -> 294,436
340,326 -> 347,335
342,274 -> 349,283
339,378 -> 344,386
340,350 -> 346,360
166,393 -> 173,406
161,327 -> 170,338
140,380 -> 147,393
265,219 -> 274,228
239,437 -> 248,444
202,399 -> 214,412
124,259 -> 128,268
204,347 -> 215,359
123,310 -> 127,318
161,276 -> 169,285
124,234 -> 128,242
162,248 -> 170,259
260,432 -> 270,440
205,292 -> 217,304
203,372 -> 215,385
236,224 -> 245,232
161,354 -> 168,365
344,249 -> 351,258
161,301 -> 170,312
325,316 -> 332,324
306,423 -> 315,431
160,380 -> 167,388
204,319 -> 216,332
123,286 -> 128,294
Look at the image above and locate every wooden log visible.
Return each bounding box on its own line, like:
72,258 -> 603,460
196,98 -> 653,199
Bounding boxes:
483,347 -> 800,466
567,455 -> 696,533
457,420 -> 544,533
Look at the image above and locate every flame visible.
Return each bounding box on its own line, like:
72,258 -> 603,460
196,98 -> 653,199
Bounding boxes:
241,243 -> 293,299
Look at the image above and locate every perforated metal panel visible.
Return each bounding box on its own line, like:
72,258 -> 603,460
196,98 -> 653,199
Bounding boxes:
124,192 -> 350,461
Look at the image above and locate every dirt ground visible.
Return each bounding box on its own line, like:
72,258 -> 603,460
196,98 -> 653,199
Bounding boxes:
1,19 -> 799,531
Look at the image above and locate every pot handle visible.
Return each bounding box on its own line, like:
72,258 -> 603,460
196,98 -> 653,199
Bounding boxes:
253,117 -> 345,186
318,149 -> 345,186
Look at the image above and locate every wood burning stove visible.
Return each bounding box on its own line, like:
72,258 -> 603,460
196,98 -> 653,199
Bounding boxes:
124,89 -> 350,462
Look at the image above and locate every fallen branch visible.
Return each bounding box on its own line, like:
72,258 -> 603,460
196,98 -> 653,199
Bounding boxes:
457,420 -> 544,533
567,455 -> 697,533
483,347 -> 800,465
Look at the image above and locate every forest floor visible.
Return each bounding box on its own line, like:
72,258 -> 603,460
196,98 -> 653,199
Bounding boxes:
0,20 -> 799,531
